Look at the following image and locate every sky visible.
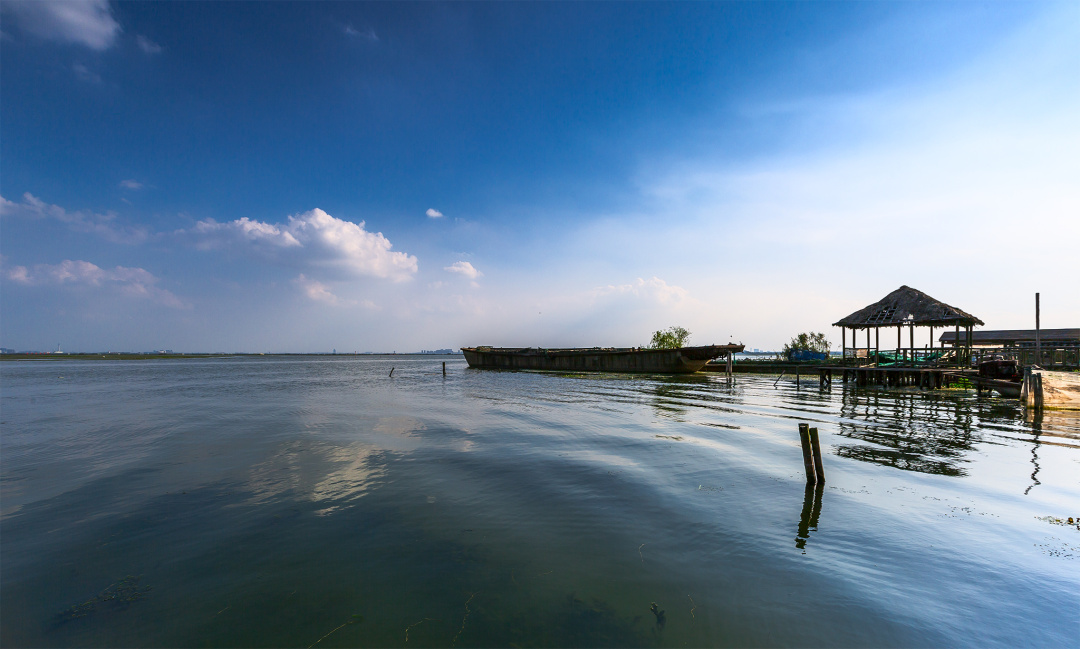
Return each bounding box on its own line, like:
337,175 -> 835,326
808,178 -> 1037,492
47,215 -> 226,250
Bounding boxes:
1,1 -> 1077,353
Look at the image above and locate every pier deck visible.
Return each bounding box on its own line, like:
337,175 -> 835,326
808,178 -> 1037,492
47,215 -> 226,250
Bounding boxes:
814,365 -> 977,390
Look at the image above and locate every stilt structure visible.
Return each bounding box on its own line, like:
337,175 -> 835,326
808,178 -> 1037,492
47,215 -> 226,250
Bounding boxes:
832,285 -> 983,368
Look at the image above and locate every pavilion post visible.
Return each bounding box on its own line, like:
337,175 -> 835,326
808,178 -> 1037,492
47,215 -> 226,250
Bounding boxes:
842,327 -> 846,362
909,322 -> 915,362
955,323 -> 960,367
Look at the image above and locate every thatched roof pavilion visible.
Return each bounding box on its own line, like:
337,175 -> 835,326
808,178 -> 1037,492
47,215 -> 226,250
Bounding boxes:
833,286 -> 983,364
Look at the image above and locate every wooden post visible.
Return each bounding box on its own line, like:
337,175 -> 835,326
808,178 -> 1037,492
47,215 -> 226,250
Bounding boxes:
909,321 -> 915,362
929,326 -> 934,352
798,424 -> 817,484
842,327 -> 846,361
727,351 -> 733,380
808,427 -> 825,483
389,367 -> 395,377
875,327 -> 879,364
955,323 -> 960,367
866,328 -> 870,362
1035,292 -> 1041,366
796,365 -> 800,390
897,325 -> 902,362
443,361 -> 447,376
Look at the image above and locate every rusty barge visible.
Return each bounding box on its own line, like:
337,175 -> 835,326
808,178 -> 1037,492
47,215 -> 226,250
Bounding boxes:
461,344 -> 744,374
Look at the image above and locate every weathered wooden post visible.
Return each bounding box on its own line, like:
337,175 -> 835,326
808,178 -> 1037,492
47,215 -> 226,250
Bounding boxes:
443,361 -> 447,376
389,367 -> 395,377
1035,292 -> 1041,366
808,427 -> 825,483
795,365 -> 800,390
798,423 -> 817,484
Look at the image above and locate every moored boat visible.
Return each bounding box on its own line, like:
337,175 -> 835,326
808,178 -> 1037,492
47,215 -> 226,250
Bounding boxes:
461,344 -> 744,374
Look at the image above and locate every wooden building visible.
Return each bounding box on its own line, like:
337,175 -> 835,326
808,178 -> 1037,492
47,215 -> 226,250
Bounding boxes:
833,285 -> 983,365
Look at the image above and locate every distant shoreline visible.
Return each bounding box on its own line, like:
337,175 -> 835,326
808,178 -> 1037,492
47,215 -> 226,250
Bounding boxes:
0,352 -> 464,361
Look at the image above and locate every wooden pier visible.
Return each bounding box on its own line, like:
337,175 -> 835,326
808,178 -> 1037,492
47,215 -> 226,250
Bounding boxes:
815,365 -> 976,390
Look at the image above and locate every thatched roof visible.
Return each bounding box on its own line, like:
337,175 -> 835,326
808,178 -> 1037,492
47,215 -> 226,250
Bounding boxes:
833,285 -> 983,329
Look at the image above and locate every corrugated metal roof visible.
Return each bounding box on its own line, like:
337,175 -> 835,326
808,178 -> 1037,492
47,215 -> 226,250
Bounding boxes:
938,328 -> 1080,344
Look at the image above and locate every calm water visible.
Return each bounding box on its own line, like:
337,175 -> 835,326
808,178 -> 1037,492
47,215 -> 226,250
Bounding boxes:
2,356 -> 1077,647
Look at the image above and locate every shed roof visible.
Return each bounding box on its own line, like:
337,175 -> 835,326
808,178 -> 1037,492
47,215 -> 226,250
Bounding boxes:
833,285 -> 984,329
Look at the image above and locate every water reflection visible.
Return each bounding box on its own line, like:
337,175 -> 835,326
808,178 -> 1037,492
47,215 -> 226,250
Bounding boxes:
244,440 -> 387,512
795,483 -> 825,550
834,391 -> 979,476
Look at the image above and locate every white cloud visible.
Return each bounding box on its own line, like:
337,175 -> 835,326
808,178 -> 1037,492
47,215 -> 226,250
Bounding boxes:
4,259 -> 187,308
344,24 -> 378,42
179,208 -> 418,282
294,274 -> 345,306
3,0 -> 120,50
592,277 -> 688,305
136,34 -> 162,54
119,179 -> 143,190
0,193 -> 148,244
444,261 -> 481,279
426,208 -> 444,218
72,62 -> 101,83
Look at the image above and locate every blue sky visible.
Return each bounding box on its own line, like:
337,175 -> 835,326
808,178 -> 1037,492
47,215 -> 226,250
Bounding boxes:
2,1 -> 1077,353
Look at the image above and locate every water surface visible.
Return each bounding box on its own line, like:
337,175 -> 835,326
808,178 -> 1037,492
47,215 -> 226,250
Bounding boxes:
2,356 -> 1077,647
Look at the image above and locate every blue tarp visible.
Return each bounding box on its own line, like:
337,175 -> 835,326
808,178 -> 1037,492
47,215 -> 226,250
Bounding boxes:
789,350 -> 828,361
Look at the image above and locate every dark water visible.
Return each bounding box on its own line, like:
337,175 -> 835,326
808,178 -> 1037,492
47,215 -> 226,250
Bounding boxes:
2,356 -> 1077,647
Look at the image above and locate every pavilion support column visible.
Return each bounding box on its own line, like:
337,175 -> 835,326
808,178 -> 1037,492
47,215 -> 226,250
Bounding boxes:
955,323 -> 960,367
909,322 -> 915,362
842,327 -> 846,361
897,325 -> 902,362
875,327 -> 879,364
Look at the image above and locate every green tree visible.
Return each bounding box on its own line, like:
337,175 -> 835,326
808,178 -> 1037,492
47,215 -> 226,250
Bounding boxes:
647,326 -> 691,349
782,332 -> 831,359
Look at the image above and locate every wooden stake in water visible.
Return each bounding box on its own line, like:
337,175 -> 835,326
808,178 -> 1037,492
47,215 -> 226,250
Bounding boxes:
808,427 -> 826,483
798,423 -> 817,484
443,361 -> 446,376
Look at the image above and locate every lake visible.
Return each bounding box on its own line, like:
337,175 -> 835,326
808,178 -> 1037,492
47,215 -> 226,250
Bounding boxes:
1,356 -> 1077,647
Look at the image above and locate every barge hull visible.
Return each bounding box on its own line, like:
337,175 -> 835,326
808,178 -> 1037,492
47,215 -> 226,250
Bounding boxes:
461,345 -> 743,374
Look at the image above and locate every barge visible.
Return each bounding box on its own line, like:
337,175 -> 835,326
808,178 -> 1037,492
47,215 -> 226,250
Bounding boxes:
461,344 -> 744,374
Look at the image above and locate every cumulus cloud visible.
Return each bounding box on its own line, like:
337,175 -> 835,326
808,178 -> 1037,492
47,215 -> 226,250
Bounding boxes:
294,274 -> 346,306
444,261 -> 481,279
179,208 -> 418,282
4,259 -> 187,308
426,208 -> 444,218
2,0 -> 121,50
136,34 -> 162,54
119,179 -> 143,190
0,193 -> 148,244
592,277 -> 688,304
